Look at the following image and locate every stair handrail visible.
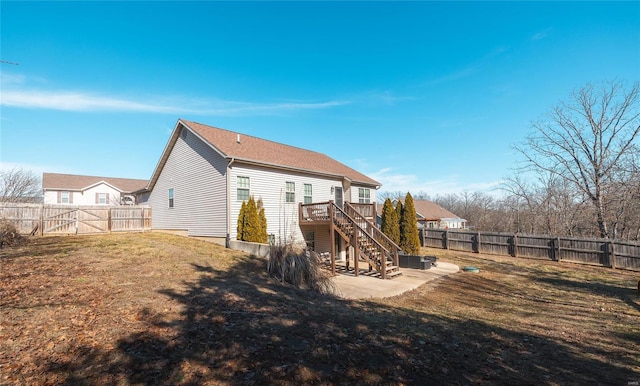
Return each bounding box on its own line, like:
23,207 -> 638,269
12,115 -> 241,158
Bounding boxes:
332,202 -> 397,277
344,202 -> 401,266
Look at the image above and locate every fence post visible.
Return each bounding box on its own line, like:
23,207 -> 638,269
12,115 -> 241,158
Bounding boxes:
512,234 -> 518,257
608,241 -> 616,269
444,230 -> 449,250
107,208 -> 112,233
475,232 -> 481,254
554,237 -> 561,261
38,204 -> 44,236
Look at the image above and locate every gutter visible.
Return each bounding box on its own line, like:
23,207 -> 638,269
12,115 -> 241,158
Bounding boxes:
226,157 -> 235,247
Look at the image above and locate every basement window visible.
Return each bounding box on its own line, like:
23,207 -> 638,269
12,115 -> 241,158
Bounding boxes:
304,231 -> 315,250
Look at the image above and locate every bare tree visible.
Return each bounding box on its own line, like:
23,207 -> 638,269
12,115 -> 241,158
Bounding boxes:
0,168 -> 42,203
377,190 -> 406,203
412,190 -> 432,201
515,80 -> 640,238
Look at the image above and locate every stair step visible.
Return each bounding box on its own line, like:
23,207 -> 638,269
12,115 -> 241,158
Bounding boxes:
385,270 -> 403,279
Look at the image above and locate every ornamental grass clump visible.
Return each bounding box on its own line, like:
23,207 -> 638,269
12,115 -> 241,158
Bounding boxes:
267,243 -> 336,295
0,218 -> 25,249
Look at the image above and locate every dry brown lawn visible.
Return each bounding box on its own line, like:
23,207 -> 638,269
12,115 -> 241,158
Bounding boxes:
1,233 -> 638,385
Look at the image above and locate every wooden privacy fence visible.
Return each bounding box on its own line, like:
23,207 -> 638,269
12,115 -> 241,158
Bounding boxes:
0,203 -> 151,235
421,229 -> 640,272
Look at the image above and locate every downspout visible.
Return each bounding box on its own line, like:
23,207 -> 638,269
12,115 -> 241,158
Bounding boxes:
226,158 -> 235,248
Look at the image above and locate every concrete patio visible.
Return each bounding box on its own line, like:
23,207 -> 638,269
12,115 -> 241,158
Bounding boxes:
331,261 -> 460,299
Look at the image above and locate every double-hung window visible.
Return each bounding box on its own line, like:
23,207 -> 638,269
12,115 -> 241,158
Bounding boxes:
61,191 -> 70,204
285,181 -> 295,203
168,188 -> 174,208
358,188 -> 371,204
303,183 -> 312,204
237,176 -> 250,201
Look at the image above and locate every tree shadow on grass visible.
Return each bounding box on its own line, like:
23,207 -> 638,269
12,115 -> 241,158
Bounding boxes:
537,275 -> 640,314
44,256 -> 639,385
0,235 -> 85,259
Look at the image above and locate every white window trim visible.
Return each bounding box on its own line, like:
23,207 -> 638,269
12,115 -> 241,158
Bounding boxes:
303,183 -> 312,204
285,181 -> 295,203
358,188 -> 371,204
237,176 -> 250,201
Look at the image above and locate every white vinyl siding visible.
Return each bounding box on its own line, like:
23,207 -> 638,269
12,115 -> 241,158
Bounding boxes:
237,176 -> 250,201
229,164 -> 344,246
303,183 -> 312,204
148,128 -> 228,237
285,181 -> 295,203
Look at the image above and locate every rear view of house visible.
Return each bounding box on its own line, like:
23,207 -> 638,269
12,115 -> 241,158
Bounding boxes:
42,173 -> 148,206
142,119 -> 402,278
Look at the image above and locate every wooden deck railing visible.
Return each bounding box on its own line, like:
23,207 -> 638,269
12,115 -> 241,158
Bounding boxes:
299,202 -> 331,223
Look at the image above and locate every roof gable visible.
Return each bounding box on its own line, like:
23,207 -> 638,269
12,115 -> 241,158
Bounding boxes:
181,120 -> 380,186
42,173 -> 148,193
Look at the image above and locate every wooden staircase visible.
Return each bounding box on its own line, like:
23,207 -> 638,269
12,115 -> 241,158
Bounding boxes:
332,202 -> 402,279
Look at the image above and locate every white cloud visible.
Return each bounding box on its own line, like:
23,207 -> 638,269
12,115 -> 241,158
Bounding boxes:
371,167 -> 502,197
0,73 -> 26,85
424,46 -> 509,86
363,90 -> 415,105
531,28 -> 553,41
0,88 -> 350,115
425,64 -> 482,86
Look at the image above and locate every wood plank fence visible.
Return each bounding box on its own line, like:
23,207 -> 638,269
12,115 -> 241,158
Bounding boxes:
421,229 -> 640,272
0,203 -> 151,235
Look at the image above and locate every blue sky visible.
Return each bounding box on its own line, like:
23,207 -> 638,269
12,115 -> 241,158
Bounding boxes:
1,1 -> 638,197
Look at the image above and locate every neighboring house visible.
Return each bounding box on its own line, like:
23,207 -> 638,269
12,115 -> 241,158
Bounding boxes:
140,119 -> 402,278
378,199 -> 467,230
413,199 -> 466,230
42,173 -> 148,205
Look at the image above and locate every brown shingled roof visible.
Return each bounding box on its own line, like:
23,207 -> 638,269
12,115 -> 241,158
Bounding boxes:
412,199 -> 461,220
377,199 -> 462,220
42,173 -> 148,193
181,119 -> 380,186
